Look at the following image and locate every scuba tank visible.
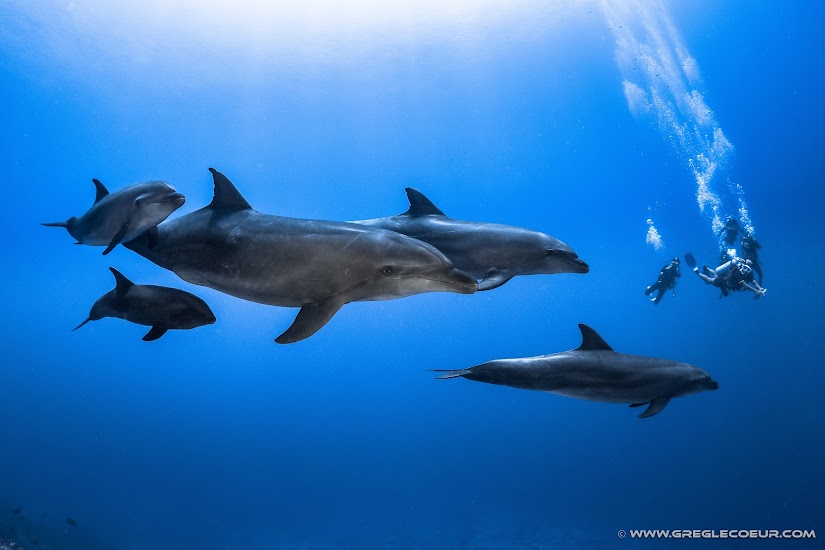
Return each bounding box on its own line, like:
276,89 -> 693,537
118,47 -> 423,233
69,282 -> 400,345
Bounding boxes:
715,260 -> 734,277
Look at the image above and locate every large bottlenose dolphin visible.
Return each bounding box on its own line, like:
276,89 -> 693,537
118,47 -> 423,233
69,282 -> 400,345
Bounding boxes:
43,179 -> 185,255
353,188 -> 589,290
433,324 -> 718,418
125,169 -> 477,343
73,267 -> 216,341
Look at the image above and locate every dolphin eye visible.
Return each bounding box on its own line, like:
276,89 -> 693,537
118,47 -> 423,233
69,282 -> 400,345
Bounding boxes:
380,266 -> 395,276
545,249 -> 557,257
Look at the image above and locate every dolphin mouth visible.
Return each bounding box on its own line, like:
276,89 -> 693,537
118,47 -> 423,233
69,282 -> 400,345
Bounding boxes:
163,192 -> 186,206
571,258 -> 590,273
708,380 -> 720,391
420,268 -> 478,294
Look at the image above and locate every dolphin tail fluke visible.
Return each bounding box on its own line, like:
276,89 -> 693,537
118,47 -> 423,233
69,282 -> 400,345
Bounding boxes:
275,298 -> 344,344
42,217 -> 77,237
429,369 -> 468,379
72,317 -> 92,331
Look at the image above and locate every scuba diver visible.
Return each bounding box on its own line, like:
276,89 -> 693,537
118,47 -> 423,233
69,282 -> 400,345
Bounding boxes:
644,257 -> 681,305
685,252 -> 766,299
717,215 -> 744,247
740,233 -> 763,284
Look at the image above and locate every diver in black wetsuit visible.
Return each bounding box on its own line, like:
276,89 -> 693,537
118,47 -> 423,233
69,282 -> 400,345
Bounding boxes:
740,233 -> 763,284
717,216 -> 744,247
644,258 -> 681,305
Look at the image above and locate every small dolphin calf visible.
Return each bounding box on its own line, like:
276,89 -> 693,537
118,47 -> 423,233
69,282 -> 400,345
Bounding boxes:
125,169 -> 477,344
74,267 -> 216,341
43,178 -> 185,255
433,324 -> 718,418
353,188 -> 589,290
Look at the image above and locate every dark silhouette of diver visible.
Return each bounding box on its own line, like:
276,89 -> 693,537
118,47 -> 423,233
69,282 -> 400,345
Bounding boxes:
740,233 -> 763,284
644,258 -> 681,305
717,215 -> 744,247
685,252 -> 766,299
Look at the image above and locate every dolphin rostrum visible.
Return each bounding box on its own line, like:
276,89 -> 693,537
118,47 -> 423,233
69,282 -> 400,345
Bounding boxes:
73,267 -> 216,341
43,179 -> 186,255
124,168 -> 477,343
353,188 -> 589,290
432,324 -> 718,418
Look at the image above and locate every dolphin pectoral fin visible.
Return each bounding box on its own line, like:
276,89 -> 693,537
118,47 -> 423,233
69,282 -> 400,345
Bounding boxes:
146,226 -> 159,249
477,271 -> 513,291
103,224 -> 130,255
142,325 -> 168,341
275,298 -> 345,344
175,267 -> 212,287
638,397 -> 671,418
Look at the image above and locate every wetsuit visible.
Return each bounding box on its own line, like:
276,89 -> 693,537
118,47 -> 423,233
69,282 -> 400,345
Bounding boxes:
645,261 -> 681,305
718,218 -> 743,247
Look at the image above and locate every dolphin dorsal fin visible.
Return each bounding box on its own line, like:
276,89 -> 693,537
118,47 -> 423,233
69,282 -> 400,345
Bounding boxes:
92,179 -> 110,203
402,188 -> 446,217
208,168 -> 252,211
576,324 -> 614,351
109,267 -> 134,296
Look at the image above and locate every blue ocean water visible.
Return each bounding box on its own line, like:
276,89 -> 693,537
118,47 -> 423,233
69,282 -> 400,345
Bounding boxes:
1,0 -> 823,548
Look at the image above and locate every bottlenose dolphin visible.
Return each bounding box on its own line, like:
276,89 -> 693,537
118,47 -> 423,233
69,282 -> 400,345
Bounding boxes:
43,179 -> 185,255
73,267 -> 216,341
433,324 -> 718,418
353,188 -> 589,290
124,169 -> 477,344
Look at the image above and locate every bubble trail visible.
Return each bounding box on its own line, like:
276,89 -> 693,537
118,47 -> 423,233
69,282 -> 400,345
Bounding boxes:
600,0 -> 756,247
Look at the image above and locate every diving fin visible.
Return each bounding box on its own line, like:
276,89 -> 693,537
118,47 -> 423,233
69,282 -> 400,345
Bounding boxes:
684,253 -> 697,270
275,298 -> 345,344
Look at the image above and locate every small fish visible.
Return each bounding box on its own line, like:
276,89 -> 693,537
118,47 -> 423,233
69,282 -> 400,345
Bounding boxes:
66,516 -> 78,526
